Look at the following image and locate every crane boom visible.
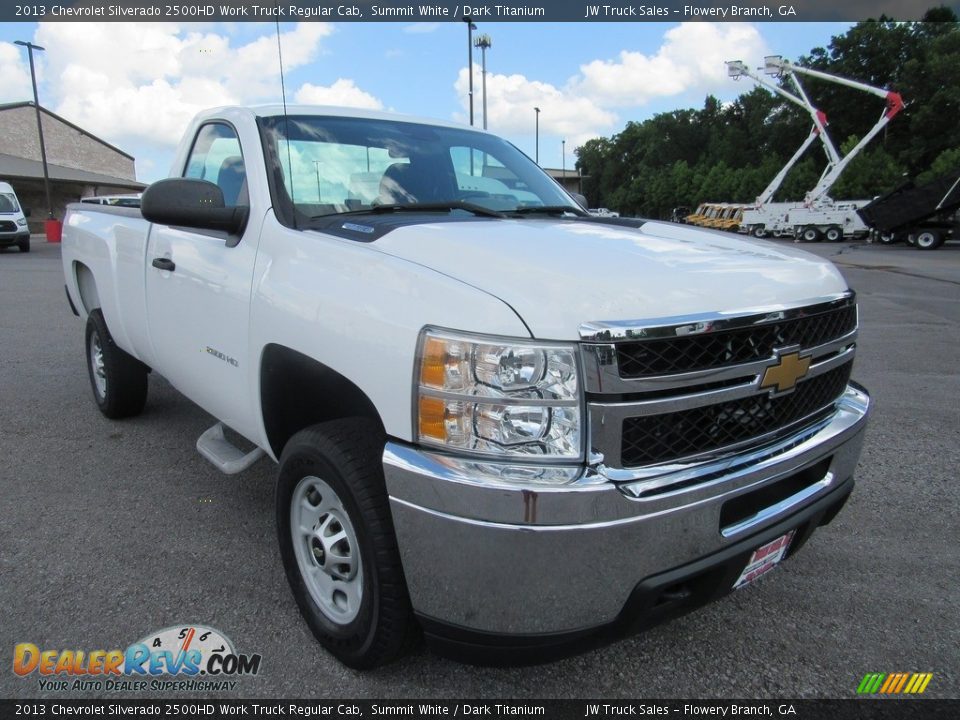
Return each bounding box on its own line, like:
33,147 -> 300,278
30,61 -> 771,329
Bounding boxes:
764,56 -> 904,205
754,130 -> 821,206
726,60 -> 839,205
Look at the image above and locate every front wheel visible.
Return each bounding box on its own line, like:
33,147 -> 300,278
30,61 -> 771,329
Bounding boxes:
18,238 -> 30,253
85,309 -> 148,418
276,419 -> 416,668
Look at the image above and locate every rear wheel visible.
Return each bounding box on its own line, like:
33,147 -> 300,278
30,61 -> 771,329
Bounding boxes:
915,229 -> 944,250
799,225 -> 822,243
85,309 -> 148,418
751,226 -> 768,238
877,232 -> 898,245
276,419 -> 416,668
824,226 -> 843,243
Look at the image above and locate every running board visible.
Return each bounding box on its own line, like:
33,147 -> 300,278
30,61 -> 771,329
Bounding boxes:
196,423 -> 264,475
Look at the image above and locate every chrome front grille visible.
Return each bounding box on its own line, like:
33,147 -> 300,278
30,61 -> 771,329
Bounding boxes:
615,304 -> 856,378
581,293 -> 858,470
619,361 -> 852,467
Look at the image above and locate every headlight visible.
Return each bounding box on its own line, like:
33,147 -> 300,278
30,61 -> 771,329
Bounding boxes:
16,218 -> 27,227
415,328 -> 582,460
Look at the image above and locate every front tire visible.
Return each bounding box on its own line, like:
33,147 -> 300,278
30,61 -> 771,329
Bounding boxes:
18,238 -> 30,253
85,309 -> 148,418
276,419 -> 416,669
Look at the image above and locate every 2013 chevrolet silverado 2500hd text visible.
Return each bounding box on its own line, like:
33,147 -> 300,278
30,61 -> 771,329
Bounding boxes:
62,105 -> 870,668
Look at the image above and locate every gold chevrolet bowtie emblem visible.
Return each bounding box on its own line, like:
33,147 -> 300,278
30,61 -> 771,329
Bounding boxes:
760,350 -> 812,394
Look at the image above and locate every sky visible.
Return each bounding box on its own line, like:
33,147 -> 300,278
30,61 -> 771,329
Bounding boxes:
0,21 -> 853,182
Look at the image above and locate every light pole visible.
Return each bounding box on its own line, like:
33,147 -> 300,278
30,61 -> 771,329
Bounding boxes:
463,17 -> 476,126
534,107 -> 540,165
15,40 -> 53,220
562,139 -> 566,180
474,34 -> 492,130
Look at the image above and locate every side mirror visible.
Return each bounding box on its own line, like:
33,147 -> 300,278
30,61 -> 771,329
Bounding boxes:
23,208 -> 31,217
571,192 -> 589,210
141,178 -> 248,237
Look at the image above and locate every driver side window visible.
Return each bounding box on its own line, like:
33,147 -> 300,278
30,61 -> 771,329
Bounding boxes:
184,123 -> 248,208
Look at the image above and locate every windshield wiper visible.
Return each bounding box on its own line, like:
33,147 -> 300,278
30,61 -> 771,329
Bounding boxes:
509,205 -> 587,217
315,201 -> 505,220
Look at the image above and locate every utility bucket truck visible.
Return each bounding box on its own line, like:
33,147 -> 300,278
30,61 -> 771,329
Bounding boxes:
730,56 -> 904,242
726,58 -> 839,240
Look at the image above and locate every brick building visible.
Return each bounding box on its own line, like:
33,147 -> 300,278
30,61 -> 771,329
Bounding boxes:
0,102 -> 145,232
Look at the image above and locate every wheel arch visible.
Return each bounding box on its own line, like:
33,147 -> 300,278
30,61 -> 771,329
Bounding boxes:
73,261 -> 101,316
259,344 -> 385,460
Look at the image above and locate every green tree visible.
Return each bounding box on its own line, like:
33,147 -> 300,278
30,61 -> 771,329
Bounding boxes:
573,12 -> 959,217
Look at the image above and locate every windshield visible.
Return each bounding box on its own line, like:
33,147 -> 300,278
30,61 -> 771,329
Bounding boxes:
0,193 -> 20,214
259,115 -> 580,222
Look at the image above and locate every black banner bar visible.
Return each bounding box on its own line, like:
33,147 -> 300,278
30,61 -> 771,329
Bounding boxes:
3,0 -> 958,23
1,700 -> 959,719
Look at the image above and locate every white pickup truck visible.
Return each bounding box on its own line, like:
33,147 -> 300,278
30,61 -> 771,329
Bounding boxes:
62,105 -> 870,668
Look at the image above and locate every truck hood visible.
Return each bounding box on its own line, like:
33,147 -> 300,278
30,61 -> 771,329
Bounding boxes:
372,218 -> 849,340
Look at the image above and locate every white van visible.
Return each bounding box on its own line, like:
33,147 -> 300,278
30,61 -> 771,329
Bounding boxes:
0,181 -> 30,253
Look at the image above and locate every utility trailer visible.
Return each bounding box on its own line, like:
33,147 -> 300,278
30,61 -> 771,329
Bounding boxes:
858,169 -> 960,250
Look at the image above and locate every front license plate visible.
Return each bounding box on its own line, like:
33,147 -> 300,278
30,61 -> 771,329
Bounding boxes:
733,530 -> 796,590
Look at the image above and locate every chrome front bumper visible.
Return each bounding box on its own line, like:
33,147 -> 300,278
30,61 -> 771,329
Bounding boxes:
383,384 -> 870,638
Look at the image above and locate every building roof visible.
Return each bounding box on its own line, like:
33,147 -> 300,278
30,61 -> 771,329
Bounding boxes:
0,152 -> 146,190
0,101 -> 135,161
542,168 -> 586,179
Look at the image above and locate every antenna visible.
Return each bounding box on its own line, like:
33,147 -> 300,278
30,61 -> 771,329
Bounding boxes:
276,15 -> 296,228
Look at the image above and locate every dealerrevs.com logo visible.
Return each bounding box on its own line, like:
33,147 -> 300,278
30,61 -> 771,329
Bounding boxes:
13,625 -> 262,692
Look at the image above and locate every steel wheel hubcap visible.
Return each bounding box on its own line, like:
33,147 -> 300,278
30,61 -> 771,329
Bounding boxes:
291,475 -> 363,624
90,333 -> 107,398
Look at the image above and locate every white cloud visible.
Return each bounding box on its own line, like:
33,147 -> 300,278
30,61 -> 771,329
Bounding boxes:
0,42 -> 34,104
454,68 -> 617,147
453,22 -> 769,151
573,23 -> 769,107
294,79 -> 384,110
32,22 -> 333,146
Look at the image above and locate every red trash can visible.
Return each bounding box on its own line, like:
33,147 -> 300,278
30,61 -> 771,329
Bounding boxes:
45,218 -> 62,243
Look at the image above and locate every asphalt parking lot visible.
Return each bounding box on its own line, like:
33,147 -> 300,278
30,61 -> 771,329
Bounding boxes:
1,236 -> 957,700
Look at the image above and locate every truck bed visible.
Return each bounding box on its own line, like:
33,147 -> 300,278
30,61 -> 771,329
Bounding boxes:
857,169 -> 960,233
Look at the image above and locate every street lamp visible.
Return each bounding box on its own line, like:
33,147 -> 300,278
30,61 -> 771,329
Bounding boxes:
562,139 -> 566,180
474,34 -> 492,131
463,17 -> 477,126
14,40 -> 53,220
534,107 -> 540,165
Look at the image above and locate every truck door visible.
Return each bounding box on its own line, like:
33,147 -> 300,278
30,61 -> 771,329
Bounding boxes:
144,121 -> 260,439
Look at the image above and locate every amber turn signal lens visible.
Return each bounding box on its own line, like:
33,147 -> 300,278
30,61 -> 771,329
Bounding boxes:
420,336 -> 448,389
418,396 -> 447,441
